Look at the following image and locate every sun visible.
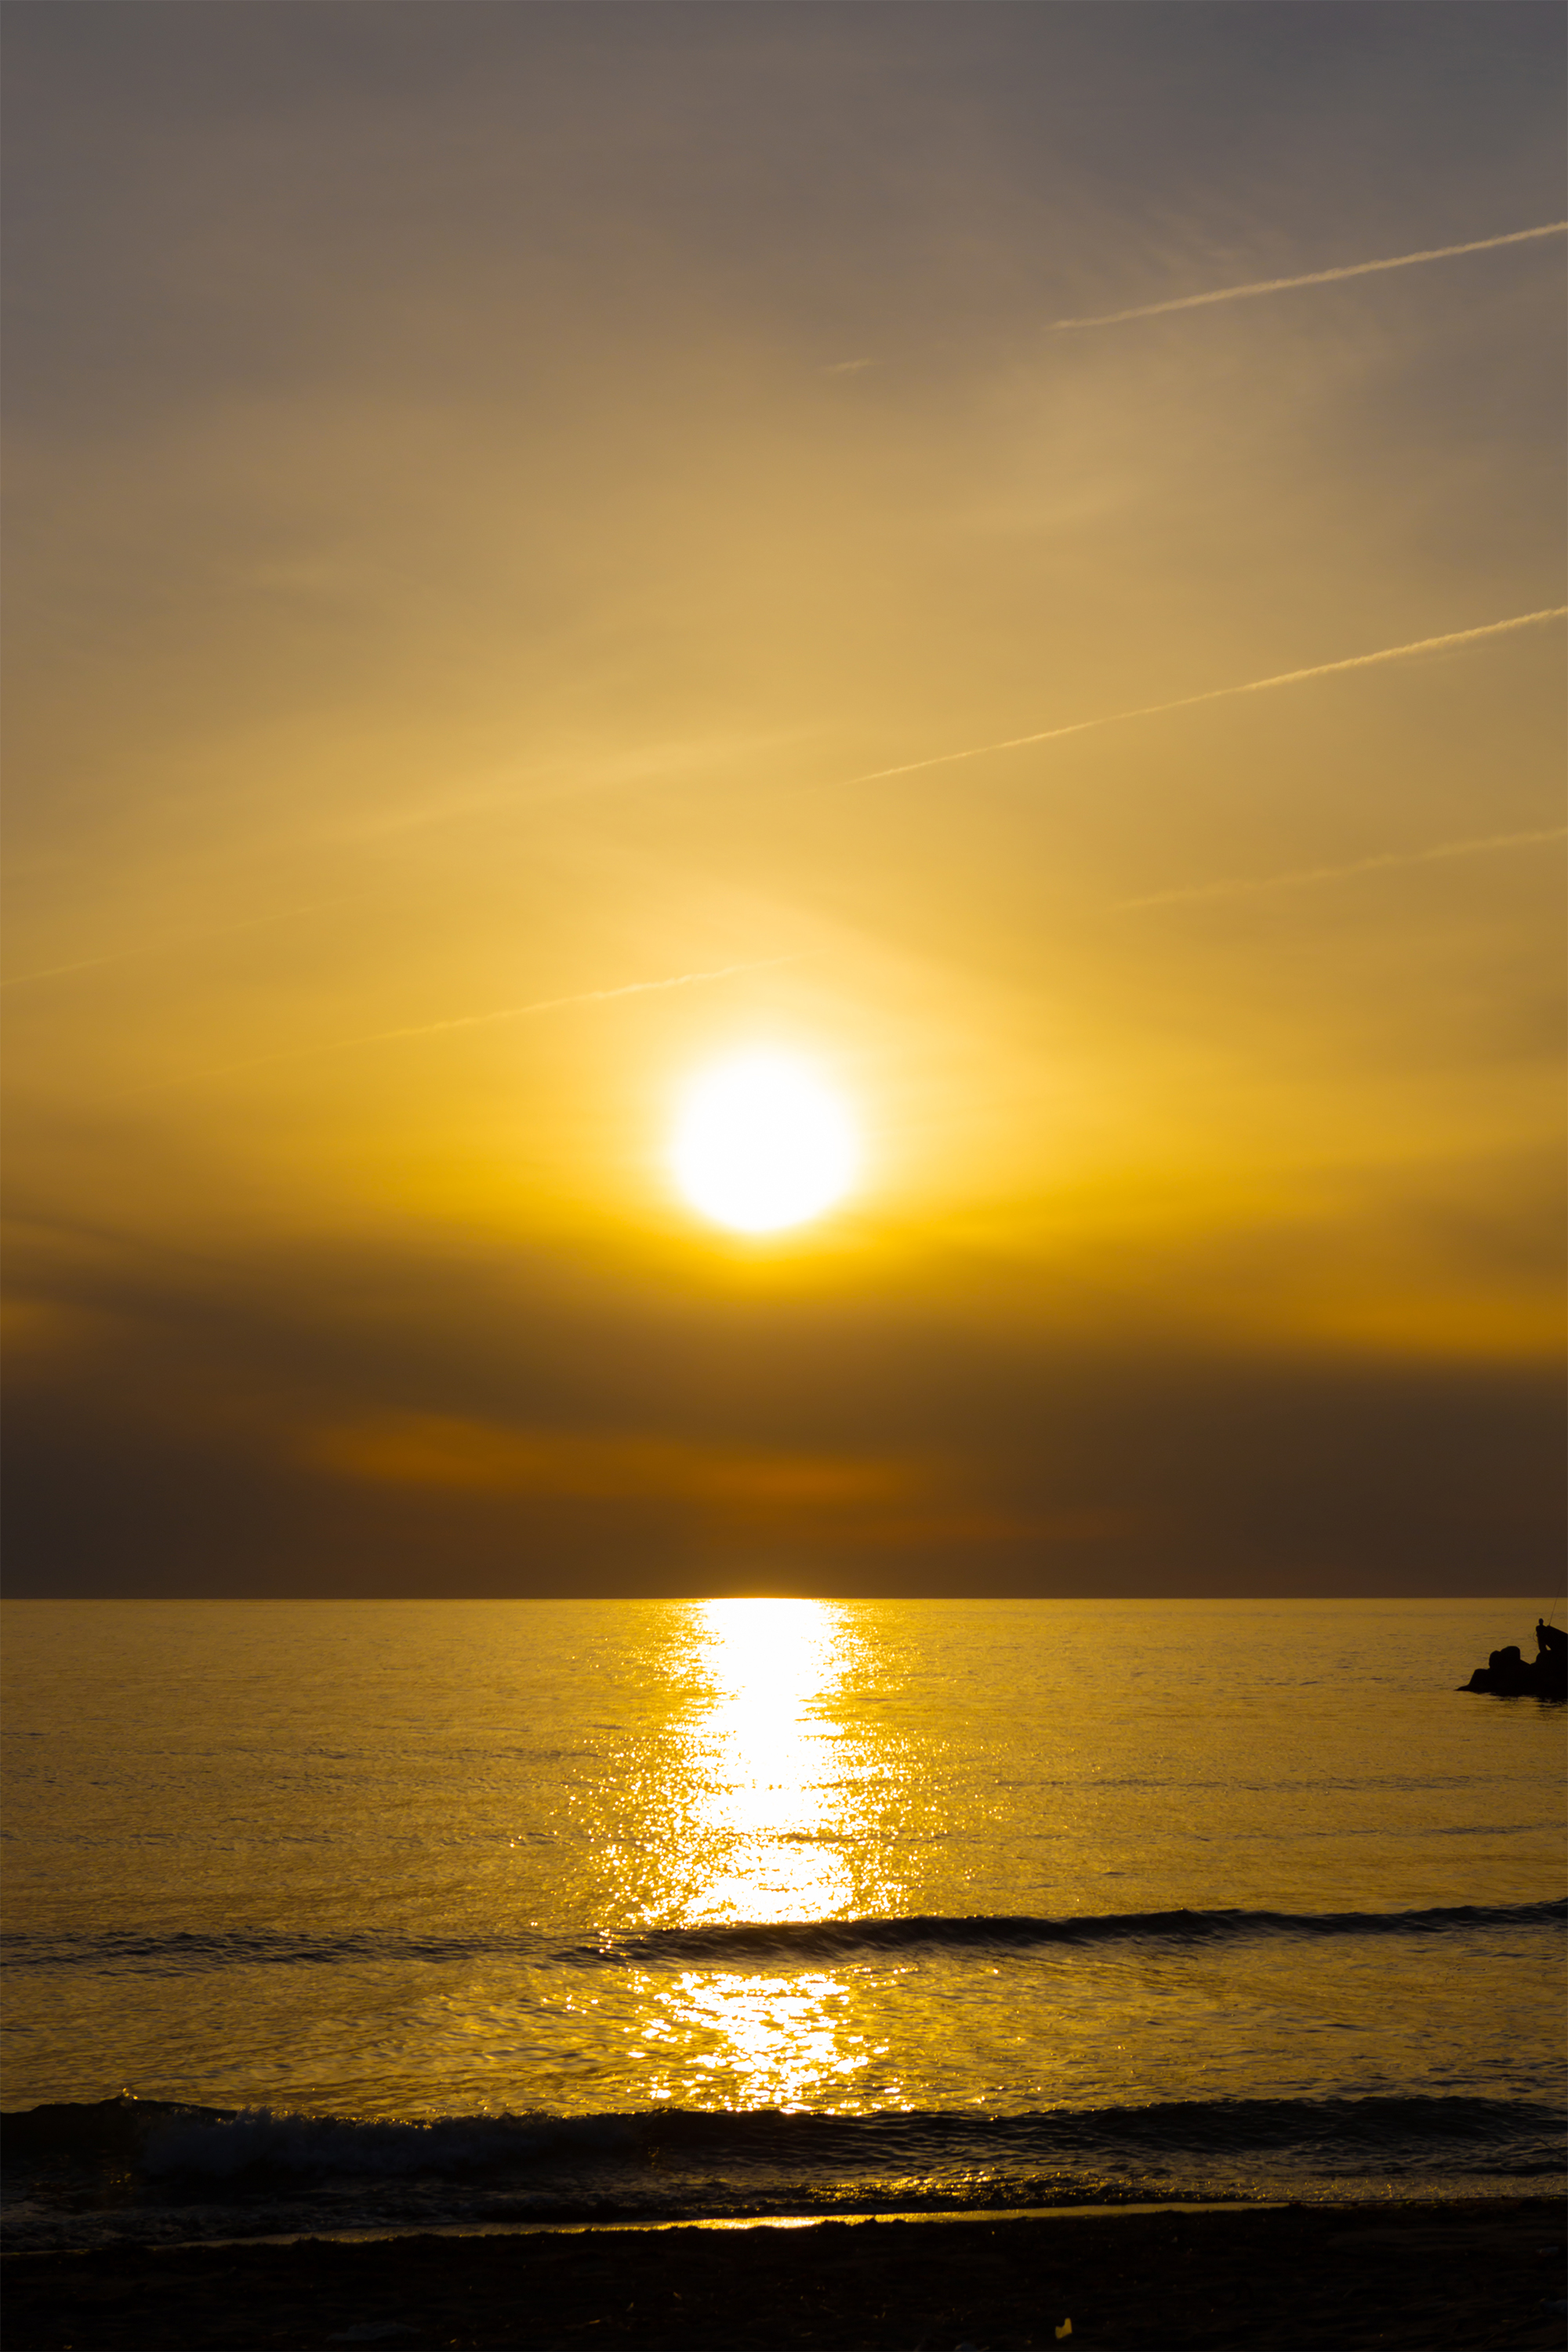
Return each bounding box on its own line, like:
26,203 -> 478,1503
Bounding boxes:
670,1051 -> 858,1233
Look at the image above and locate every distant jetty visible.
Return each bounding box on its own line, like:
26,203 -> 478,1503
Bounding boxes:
1460,1619 -> 1566,1699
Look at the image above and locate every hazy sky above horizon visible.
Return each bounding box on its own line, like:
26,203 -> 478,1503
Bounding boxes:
5,1 -> 1564,1597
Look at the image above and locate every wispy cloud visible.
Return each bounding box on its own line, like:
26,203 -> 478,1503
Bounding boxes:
1049,220 -> 1566,332
128,957 -> 798,1097
1120,826 -> 1568,911
837,608 -> 1568,793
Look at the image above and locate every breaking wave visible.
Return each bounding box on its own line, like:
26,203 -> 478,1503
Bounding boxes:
5,1897 -> 1561,1979
7,2089 -> 1562,2254
9,2090 -> 1559,2171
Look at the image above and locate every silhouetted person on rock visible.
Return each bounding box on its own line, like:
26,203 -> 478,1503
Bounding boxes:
1534,1621 -> 1567,1699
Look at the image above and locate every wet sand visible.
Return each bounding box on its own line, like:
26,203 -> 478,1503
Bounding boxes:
4,2198 -> 1565,2350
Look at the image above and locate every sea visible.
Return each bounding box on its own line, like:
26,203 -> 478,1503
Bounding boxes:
2,1596 -> 1563,2255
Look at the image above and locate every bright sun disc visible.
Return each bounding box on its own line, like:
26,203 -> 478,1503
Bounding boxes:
671,1052 -> 858,1232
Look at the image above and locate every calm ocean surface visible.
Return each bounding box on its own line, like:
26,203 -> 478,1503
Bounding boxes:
2,1597 -> 1563,2250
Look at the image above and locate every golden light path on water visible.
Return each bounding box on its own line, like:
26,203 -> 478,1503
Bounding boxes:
686,1599 -> 855,1922
633,1599 -> 893,2111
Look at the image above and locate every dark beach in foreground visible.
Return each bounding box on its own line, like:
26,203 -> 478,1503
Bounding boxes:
5,2199 -> 1565,2352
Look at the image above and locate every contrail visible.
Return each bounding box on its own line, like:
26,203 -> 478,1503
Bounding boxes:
374,956 -> 800,1042
1120,826 -> 1568,911
1049,220 -> 1566,332
836,608 -> 1568,793
0,897 -> 356,990
126,956 -> 797,1097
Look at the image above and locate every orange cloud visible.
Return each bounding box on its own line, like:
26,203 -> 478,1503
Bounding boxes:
308,1413 -> 916,1511
305,1413 -> 1144,1555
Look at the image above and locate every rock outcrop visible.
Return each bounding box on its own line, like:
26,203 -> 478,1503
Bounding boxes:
1460,1619 -> 1566,1699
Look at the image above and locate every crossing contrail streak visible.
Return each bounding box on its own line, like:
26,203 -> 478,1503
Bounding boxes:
836,608 -> 1568,793
375,957 -> 799,1042
127,957 -> 797,1096
1049,220 -> 1566,331
0,898 -> 356,990
1120,826 -> 1568,910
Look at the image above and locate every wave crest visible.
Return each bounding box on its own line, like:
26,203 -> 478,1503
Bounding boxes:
6,1899 -> 1561,1979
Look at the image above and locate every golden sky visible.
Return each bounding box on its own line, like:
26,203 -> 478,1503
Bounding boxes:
5,2 -> 1564,1595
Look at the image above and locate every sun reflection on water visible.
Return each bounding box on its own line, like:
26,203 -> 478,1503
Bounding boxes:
682,1597 -> 855,1926
636,1968 -> 887,2110
612,1598 -> 918,2111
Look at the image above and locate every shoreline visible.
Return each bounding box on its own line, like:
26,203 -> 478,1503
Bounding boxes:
5,2197 -> 1564,2350
78,2198 -> 1298,2253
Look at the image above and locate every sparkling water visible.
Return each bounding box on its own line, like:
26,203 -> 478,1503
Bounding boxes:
2,1596 -> 1563,2249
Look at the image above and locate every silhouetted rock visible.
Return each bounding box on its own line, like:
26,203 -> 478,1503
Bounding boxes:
1460,1620 -> 1567,1699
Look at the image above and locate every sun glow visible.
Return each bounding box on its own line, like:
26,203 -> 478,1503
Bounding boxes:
670,1051 -> 858,1232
